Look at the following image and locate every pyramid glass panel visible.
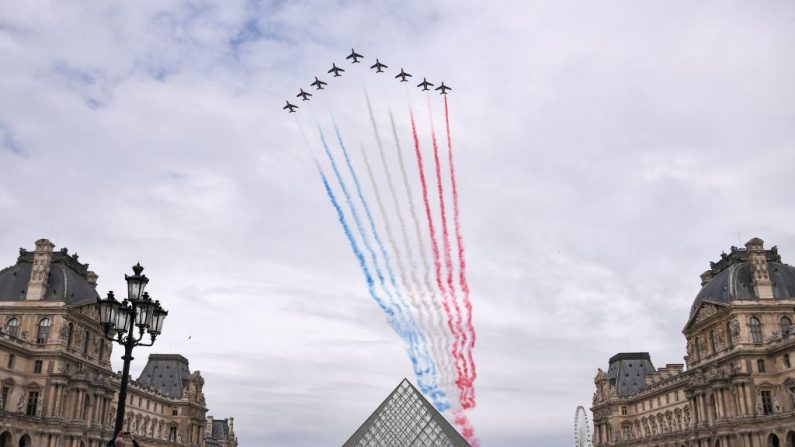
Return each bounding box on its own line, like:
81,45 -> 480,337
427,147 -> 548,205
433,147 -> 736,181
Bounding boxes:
342,379 -> 471,447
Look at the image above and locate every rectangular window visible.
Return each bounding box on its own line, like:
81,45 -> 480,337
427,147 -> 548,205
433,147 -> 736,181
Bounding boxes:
761,391 -> 773,415
758,359 -> 767,373
7,354 -> 14,369
1,386 -> 9,410
26,391 -> 39,416
172,408 -> 178,416
784,353 -> 791,369
666,393 -> 670,404
34,360 -> 42,374
621,406 -> 627,415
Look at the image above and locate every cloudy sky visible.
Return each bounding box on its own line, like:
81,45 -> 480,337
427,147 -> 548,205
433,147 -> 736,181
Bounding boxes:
2,1 -> 795,446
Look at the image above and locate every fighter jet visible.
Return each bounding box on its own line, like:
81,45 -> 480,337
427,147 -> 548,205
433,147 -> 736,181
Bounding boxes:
328,63 -> 345,77
395,68 -> 412,82
310,77 -> 327,90
283,101 -> 298,113
370,59 -> 387,73
296,89 -> 312,101
435,82 -> 451,95
346,48 -> 364,63
417,78 -> 434,91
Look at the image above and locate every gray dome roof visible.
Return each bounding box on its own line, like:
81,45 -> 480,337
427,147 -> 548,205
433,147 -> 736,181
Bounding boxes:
0,244 -> 99,306
690,242 -> 795,318
137,354 -> 192,398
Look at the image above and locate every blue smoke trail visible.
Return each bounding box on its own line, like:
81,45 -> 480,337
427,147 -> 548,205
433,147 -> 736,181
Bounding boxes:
296,117 -> 396,321
325,121 -> 449,409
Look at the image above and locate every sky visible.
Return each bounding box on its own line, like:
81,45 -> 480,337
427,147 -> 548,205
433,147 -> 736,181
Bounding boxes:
1,1 -> 795,446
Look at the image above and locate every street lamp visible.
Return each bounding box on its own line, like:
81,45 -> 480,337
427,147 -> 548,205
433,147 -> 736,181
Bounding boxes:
98,263 -> 168,435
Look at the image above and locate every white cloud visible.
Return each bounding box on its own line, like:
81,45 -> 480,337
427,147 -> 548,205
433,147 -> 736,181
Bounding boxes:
1,1 -> 794,445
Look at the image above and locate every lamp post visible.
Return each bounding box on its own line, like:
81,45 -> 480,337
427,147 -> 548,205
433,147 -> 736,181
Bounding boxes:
97,263 -> 168,435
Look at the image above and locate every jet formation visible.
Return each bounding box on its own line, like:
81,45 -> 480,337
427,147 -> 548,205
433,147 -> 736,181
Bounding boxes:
285,48 -> 451,112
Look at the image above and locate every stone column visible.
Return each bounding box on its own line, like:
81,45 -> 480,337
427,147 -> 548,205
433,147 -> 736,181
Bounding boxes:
46,384 -> 58,417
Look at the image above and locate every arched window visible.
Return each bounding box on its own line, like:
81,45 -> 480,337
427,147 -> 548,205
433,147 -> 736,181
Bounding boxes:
83,330 -> 90,354
5,318 -> 19,338
37,318 -> 51,344
750,317 -> 763,343
780,316 -> 793,337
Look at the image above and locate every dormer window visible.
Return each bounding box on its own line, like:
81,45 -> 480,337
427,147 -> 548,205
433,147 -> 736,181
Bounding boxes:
5,318 -> 19,338
750,317 -> 763,344
37,318 -> 51,344
780,316 -> 793,337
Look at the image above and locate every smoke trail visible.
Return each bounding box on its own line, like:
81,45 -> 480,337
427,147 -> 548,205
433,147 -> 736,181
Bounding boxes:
294,117 -> 395,322
363,90 -> 454,403
388,108 -> 456,391
453,408 -> 479,447
389,110 -> 433,294
361,91 -> 414,315
325,121 -> 447,408
328,122 -> 410,332
409,107 -> 467,400
444,96 -> 477,399
425,95 -> 471,404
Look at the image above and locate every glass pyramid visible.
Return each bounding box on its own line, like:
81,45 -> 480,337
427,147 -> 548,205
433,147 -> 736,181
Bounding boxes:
342,379 -> 471,447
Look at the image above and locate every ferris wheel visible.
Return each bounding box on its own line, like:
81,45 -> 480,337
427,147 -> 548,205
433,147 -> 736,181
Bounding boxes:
574,406 -> 593,447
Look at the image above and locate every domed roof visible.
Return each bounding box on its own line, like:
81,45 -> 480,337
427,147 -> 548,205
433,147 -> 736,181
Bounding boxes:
0,240 -> 99,306
690,239 -> 795,318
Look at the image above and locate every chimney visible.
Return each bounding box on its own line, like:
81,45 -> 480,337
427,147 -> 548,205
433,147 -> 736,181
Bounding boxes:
26,239 -> 55,300
746,237 -> 774,299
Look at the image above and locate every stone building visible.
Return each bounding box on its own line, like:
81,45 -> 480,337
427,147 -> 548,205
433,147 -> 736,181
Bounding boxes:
204,417 -> 237,447
592,238 -> 795,447
0,239 -> 237,447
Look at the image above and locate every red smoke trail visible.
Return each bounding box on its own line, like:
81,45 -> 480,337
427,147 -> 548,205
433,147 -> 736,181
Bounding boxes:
426,97 -> 472,408
453,408 -> 479,447
409,108 -> 467,395
444,96 -> 477,405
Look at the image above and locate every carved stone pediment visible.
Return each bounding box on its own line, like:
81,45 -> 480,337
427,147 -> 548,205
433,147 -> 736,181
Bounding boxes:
694,303 -> 720,323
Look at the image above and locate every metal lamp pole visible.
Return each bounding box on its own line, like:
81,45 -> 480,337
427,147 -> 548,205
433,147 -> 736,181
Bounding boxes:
97,263 -> 168,435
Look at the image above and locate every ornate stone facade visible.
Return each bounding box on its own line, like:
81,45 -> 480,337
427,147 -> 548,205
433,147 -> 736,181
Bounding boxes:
592,238 -> 795,447
0,240 -> 238,447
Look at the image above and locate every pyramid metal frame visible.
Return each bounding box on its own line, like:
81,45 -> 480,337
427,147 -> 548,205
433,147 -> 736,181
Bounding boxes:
342,379 -> 471,447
